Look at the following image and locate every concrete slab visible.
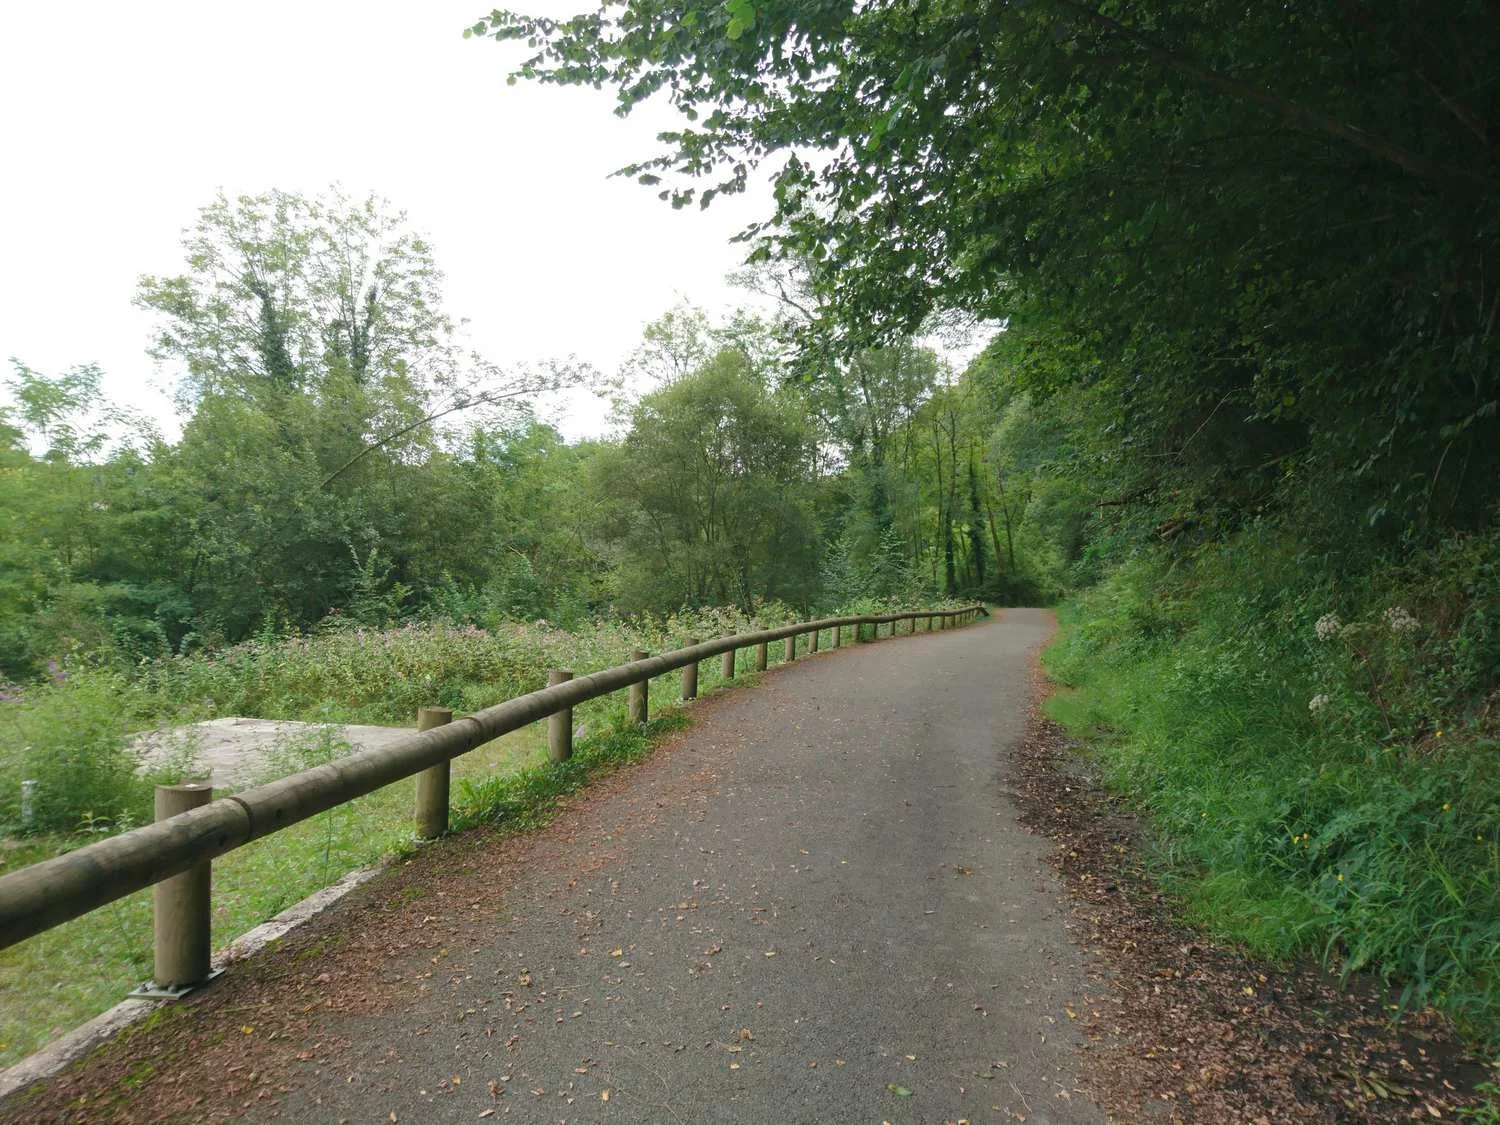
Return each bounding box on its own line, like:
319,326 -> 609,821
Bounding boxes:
131,717 -> 416,789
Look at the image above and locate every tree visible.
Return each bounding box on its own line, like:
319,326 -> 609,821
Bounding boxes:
471,1 -> 1500,540
134,189 -> 566,638
593,347 -> 818,613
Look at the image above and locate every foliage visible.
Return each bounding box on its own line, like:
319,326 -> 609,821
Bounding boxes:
473,0 -> 1499,543
1045,521 -> 1500,1045
593,347 -> 820,612
454,713 -> 690,832
0,669 -> 146,835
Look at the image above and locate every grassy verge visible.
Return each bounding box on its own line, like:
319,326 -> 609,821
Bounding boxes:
1043,527 -> 1500,1048
0,629 -> 784,1067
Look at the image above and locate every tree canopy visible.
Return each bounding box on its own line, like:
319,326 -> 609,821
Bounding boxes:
471,1 -> 1500,537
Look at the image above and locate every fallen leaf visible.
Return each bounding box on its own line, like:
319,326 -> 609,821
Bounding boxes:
478,1111 -> 495,1119
611,948 -> 624,957
601,1090 -> 610,1102
888,1083 -> 913,1096
241,1025 -> 254,1035
729,1062 -> 742,1070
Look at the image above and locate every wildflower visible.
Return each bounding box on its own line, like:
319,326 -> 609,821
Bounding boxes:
1382,606 -> 1418,633
1336,873 -> 1344,882
1442,802 -> 1451,812
1308,693 -> 1331,714
1314,613 -> 1342,641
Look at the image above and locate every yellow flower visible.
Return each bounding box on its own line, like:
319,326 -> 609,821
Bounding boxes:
1336,873 -> 1344,882
1443,802 -> 1451,811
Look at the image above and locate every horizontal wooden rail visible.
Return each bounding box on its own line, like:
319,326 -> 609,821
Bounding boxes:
0,605 -> 987,951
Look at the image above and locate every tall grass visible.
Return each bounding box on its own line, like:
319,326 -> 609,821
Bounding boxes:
0,603 -> 815,834
1045,524 -> 1500,1045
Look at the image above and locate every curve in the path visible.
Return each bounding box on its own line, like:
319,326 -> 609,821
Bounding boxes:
18,609 -> 1104,1124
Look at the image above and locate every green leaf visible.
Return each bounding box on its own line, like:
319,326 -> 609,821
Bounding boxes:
887,1084 -> 912,1096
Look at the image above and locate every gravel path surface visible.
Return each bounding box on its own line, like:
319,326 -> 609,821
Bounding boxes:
12,609 -> 1103,1123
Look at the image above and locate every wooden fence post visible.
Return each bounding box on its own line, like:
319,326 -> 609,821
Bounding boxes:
629,650 -> 649,724
755,641 -> 768,671
832,624 -> 842,648
151,782 -> 213,991
682,638 -> 700,700
721,647 -> 736,681
785,633 -> 797,662
548,669 -> 574,762
415,706 -> 453,839
810,628 -> 820,653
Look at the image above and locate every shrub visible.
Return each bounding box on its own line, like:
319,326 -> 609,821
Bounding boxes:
1046,520 -> 1500,1045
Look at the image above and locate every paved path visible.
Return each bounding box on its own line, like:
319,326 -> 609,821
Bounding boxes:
22,609 -> 1103,1123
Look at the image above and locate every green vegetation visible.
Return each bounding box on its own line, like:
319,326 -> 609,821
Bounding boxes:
0,620 -> 771,1067
1045,532 -> 1499,1042
0,709 -> 687,1066
4,0 -> 1498,1079
468,0 -> 1500,1054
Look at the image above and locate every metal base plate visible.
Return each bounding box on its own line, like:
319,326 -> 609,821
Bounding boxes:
128,968 -> 223,1000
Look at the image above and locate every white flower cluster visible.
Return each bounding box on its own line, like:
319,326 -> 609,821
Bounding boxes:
1308,693 -> 1331,714
1315,613 -> 1342,641
1383,606 -> 1418,633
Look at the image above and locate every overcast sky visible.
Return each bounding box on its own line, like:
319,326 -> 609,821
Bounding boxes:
0,1 -> 777,439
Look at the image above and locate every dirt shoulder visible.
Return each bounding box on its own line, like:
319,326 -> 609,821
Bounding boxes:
1013,645 -> 1493,1122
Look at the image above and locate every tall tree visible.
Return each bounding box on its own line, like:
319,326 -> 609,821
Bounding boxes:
472,1 -> 1500,539
594,347 -> 818,613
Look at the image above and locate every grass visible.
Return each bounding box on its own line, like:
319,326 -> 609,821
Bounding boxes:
1044,526 -> 1500,1048
0,630 -> 787,1067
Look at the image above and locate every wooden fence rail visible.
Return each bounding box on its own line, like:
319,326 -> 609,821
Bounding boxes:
0,605 -> 987,979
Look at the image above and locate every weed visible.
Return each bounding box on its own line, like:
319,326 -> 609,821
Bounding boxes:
1046,525 -> 1500,1047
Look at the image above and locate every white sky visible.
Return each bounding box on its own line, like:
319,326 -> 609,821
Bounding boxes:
0,1 -> 776,440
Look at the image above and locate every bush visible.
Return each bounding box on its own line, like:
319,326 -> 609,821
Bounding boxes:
1046,521 -> 1500,1045
0,668 -> 147,835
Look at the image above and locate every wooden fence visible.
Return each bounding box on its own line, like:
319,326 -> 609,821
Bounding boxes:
0,605 -> 987,991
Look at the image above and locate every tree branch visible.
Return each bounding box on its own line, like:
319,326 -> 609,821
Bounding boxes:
318,386 -> 535,490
